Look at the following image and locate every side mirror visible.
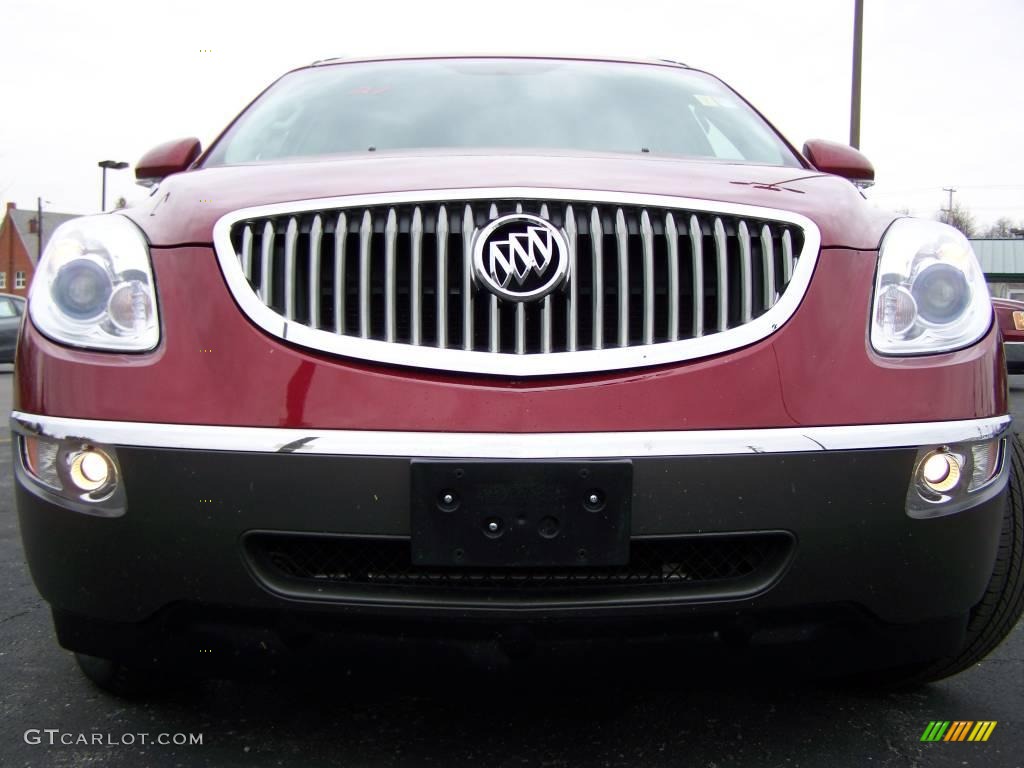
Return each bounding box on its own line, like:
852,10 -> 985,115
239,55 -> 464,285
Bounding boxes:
135,138 -> 202,187
802,139 -> 874,186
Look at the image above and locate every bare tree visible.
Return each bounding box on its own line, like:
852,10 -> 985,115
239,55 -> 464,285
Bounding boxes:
981,217 -> 1020,238
114,196 -> 127,210
937,201 -> 976,237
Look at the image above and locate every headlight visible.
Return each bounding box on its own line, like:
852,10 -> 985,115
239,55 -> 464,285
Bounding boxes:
29,215 -> 159,351
870,218 -> 991,355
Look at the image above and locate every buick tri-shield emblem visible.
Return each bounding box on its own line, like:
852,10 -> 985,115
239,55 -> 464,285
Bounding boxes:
473,214 -> 570,302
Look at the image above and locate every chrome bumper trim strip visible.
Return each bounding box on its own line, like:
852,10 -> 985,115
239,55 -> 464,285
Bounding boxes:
11,413 -> 1011,460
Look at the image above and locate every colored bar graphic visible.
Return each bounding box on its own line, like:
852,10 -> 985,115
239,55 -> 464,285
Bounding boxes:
921,721 -> 996,742
944,721 -> 972,741
921,721 -> 950,742
972,722 -> 997,742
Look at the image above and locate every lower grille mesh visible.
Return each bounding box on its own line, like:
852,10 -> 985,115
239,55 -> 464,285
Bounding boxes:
248,533 -> 792,592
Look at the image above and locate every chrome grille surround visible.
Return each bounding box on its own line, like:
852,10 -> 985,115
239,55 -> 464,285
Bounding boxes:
212,188 -> 821,376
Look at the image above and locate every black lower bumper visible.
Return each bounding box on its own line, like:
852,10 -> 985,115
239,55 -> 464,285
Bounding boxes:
15,440 -> 1006,639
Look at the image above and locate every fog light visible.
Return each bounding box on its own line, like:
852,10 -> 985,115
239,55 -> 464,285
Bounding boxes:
907,436 -> 1009,518
69,449 -> 114,493
920,450 -> 961,494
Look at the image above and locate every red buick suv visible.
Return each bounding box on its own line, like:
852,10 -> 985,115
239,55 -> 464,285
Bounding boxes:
13,56 -> 1022,693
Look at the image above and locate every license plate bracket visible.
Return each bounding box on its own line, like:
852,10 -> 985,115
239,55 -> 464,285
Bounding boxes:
410,460 -> 632,567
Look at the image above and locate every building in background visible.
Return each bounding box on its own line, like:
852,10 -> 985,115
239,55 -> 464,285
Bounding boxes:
972,238 -> 1024,301
0,203 -> 80,297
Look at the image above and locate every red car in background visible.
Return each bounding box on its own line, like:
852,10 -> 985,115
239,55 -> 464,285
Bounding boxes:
993,297 -> 1024,374
12,56 -> 1022,694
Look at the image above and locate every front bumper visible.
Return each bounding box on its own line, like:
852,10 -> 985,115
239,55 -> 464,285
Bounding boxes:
12,413 -> 1010,634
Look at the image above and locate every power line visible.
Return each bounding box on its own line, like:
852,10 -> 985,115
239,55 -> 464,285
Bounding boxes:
871,185 -> 1024,195
955,184 -> 1024,190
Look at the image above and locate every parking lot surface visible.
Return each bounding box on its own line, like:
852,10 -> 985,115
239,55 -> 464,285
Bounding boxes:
1,368 -> 1022,767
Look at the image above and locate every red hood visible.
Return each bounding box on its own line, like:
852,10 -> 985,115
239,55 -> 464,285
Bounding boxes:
124,150 -> 896,250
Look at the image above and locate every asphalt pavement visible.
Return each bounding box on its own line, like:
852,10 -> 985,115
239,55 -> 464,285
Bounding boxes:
1,367 -> 1022,768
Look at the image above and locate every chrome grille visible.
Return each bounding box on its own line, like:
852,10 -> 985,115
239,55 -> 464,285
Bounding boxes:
215,189 -> 818,376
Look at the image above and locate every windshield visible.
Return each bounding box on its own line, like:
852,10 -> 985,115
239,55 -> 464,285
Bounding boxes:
203,58 -> 802,168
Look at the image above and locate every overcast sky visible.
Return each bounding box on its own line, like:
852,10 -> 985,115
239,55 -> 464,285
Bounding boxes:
1,0 -> 1021,230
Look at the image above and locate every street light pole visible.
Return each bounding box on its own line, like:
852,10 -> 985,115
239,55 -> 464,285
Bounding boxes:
850,0 -> 864,149
97,160 -> 129,212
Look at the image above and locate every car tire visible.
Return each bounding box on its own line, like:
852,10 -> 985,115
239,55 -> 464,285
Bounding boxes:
74,652 -> 171,697
881,432 -> 1024,688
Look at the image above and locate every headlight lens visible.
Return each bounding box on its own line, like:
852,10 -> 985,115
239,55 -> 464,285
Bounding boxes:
871,218 -> 991,355
29,215 -> 159,351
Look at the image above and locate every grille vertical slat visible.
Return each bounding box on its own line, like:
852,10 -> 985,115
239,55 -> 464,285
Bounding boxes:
591,207 -> 605,351
565,204 -> 578,352
640,210 -> 655,345
489,301 -> 501,354
541,299 -> 552,353
760,224 -> 776,309
489,301 -> 499,352
539,204 -> 552,354
410,207 -> 423,346
489,205 -> 501,354
436,206 -> 449,348
515,305 -> 526,354
309,215 -> 322,329
713,217 -> 729,333
782,229 -> 795,284
514,204 -> 526,353
228,196 -> 809,372
665,212 -> 680,342
487,204 -> 500,353
462,205 -> 474,351
615,208 -> 629,347
259,221 -> 274,306
688,214 -> 704,339
241,225 -> 253,281
359,211 -> 372,339
384,208 -> 398,343
738,220 -> 753,324
333,212 -> 347,334
284,217 -> 298,321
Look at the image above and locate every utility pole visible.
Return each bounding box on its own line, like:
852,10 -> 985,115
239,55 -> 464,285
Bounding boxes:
849,0 -> 864,148
943,187 -> 957,215
37,196 -> 42,262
